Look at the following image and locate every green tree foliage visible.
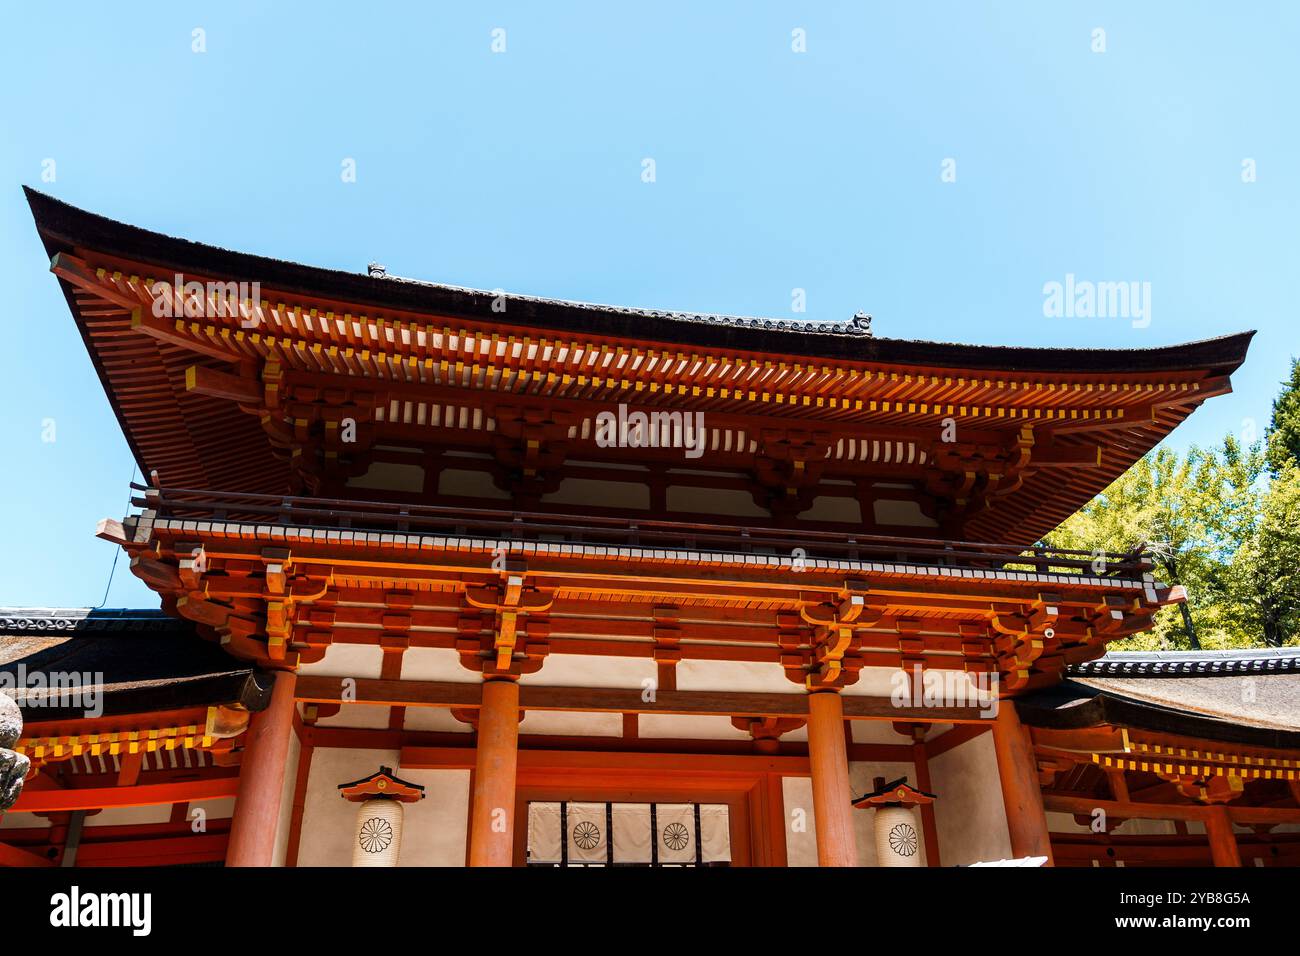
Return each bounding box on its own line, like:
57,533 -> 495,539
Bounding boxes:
1043,365 -> 1300,650
1226,461 -> 1300,646
1266,357 -> 1300,473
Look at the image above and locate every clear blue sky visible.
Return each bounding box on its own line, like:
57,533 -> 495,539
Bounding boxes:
1,2 -> 1296,608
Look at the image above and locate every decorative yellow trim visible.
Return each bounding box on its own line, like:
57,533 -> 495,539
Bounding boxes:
16,724 -> 217,761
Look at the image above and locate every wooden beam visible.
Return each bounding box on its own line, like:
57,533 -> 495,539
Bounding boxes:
8,777 -> 238,814
927,722 -> 991,758
117,751 -> 143,788
73,833 -> 229,867
49,252 -> 142,309
129,308 -> 241,362
295,675 -> 987,723
401,745 -> 811,775
1033,441 -> 1102,467
1042,793 -> 1300,826
0,841 -> 56,868
185,364 -> 262,404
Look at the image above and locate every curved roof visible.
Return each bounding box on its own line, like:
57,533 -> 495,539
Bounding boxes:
25,187 -> 1254,373
1020,647 -> 1300,748
0,608 -> 270,719
24,188 -> 1254,543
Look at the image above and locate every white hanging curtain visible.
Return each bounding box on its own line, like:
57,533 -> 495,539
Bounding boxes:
611,803 -> 652,864
526,801 -> 730,865
655,804 -> 697,865
565,802 -> 608,864
655,804 -> 732,865
526,802 -> 563,864
699,804 -> 731,863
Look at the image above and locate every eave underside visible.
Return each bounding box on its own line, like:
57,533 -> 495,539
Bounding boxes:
27,188 -> 1252,545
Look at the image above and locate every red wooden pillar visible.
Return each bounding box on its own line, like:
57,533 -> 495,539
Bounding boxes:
226,670 -> 297,867
807,690 -> 857,867
468,678 -> 520,867
1206,806 -> 1242,867
991,703 -> 1054,864
911,738 -> 941,867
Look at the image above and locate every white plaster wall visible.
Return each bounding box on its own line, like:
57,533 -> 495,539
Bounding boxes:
637,714 -> 752,740
676,659 -> 792,693
666,485 -> 768,518
542,478 -> 649,510
782,723 -> 810,742
928,731 -> 1011,865
346,461 -> 426,493
314,703 -> 393,729
519,653 -> 655,690
873,499 -> 939,528
840,669 -> 903,697
438,468 -> 510,499
782,776 -> 819,867
403,707 -> 473,733
798,496 -> 863,524
0,797 -> 235,832
851,720 -> 912,744
80,805 -> 173,827
519,709 -> 623,737
187,796 -> 235,821
296,747 -> 470,866
1047,810 -> 1178,836
298,643 -> 384,680
401,647 -> 478,683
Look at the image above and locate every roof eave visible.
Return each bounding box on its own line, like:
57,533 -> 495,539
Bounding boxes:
25,187 -> 1254,374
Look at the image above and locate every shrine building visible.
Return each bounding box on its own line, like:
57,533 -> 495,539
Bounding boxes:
2,188 -> 1296,868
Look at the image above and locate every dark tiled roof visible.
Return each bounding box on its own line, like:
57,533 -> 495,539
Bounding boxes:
1021,647 -> 1300,748
0,608 -> 270,719
1069,647 -> 1300,677
377,269 -> 875,336
0,607 -> 191,636
25,187 -> 1253,372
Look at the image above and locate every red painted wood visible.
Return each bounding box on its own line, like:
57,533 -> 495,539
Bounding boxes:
226,670 -> 297,867
807,692 -> 856,867
468,679 -> 520,866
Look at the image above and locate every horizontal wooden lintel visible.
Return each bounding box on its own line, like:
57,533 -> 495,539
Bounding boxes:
1042,793 -> 1300,825
7,777 -> 238,814
294,675 -> 989,724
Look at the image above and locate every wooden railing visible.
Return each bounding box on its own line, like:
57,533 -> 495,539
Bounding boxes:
129,483 -> 1153,579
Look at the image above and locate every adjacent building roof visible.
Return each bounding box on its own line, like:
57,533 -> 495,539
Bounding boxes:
1019,647 -> 1300,748
0,608 -> 271,719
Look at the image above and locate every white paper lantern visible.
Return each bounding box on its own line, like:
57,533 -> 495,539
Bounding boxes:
352,798 -> 404,867
874,805 -> 922,867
